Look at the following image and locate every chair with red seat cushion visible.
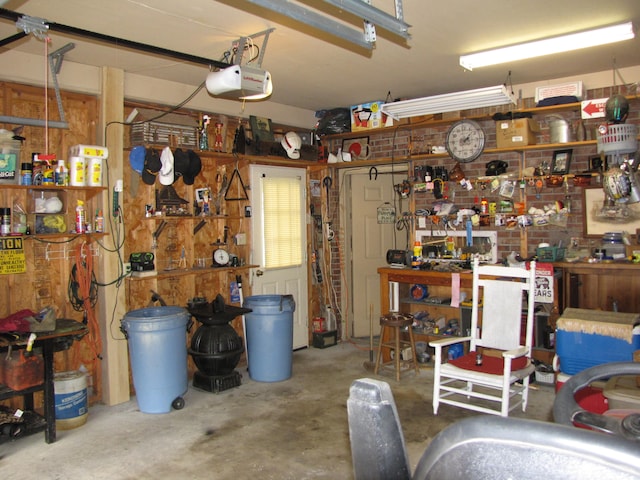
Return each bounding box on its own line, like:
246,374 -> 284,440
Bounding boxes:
429,257 -> 537,417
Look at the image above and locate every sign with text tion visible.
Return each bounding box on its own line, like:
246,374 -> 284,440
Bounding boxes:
581,98 -> 608,119
0,236 -> 26,274
534,262 -> 554,304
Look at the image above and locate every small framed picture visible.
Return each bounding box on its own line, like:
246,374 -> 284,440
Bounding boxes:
589,155 -> 608,172
195,187 -> 211,205
249,115 -> 274,142
551,149 -> 573,175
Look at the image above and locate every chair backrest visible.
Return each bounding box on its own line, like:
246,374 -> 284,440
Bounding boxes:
347,378 -> 411,480
470,258 -> 536,353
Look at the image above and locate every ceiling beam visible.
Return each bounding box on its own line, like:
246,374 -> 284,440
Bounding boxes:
0,8 -> 230,69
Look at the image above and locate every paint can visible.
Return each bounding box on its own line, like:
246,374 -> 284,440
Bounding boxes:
54,370 -> 88,430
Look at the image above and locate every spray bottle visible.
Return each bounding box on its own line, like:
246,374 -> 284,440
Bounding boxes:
75,200 -> 86,233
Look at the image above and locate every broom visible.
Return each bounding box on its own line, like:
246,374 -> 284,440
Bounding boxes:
363,304 -> 376,372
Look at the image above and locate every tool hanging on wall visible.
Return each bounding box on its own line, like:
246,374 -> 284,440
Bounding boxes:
214,173 -> 227,214
323,176 -> 332,218
152,220 -> 167,250
225,166 -> 249,200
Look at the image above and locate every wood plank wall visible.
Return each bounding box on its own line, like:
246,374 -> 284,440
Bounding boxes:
0,81 -> 103,406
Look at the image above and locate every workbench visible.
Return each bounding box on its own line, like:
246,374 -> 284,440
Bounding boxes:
554,261 -> 640,313
378,266 -> 556,364
0,319 -> 88,443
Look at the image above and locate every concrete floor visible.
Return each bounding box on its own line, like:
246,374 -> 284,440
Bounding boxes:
0,341 -> 557,480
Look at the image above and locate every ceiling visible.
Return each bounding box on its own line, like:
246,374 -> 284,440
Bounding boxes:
0,0 -> 639,113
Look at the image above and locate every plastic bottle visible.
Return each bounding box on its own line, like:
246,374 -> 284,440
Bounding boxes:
94,209 -> 104,233
87,157 -> 103,186
69,156 -> 86,186
480,196 -> 488,214
41,161 -> 54,184
412,241 -> 423,269
20,163 -> 32,185
75,200 -> 86,233
55,159 -> 69,186
0,207 -> 10,236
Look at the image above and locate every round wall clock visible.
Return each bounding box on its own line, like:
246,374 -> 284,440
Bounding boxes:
213,247 -> 230,267
445,119 -> 485,163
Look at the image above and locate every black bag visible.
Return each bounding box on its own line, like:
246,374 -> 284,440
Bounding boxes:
316,108 -> 351,135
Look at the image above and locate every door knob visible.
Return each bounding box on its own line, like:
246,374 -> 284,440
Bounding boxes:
256,269 -> 264,277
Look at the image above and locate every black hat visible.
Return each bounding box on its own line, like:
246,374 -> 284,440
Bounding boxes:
183,150 -> 202,185
173,148 -> 189,185
141,148 -> 161,185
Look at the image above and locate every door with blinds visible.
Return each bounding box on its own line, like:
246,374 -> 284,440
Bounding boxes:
249,164 -> 308,349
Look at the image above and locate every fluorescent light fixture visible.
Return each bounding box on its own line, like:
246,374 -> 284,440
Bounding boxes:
381,85 -> 516,120
460,22 -> 635,71
206,65 -> 273,100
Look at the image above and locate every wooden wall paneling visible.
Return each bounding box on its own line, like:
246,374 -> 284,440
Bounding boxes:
0,81 -> 104,409
3,83 -> 98,163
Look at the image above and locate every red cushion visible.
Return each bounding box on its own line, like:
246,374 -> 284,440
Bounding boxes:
449,352 -> 529,375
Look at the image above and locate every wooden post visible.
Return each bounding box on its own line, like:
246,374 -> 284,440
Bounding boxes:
97,66 -> 130,405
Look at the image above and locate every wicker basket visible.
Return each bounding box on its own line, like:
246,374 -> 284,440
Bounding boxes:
597,124 -> 638,154
535,369 -> 555,385
536,246 -> 566,262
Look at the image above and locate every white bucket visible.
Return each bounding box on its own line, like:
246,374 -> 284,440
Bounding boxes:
69,156 -> 86,186
87,157 -> 103,187
54,370 -> 88,430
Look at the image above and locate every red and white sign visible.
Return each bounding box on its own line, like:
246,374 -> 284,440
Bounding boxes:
534,262 -> 554,304
581,98 -> 608,119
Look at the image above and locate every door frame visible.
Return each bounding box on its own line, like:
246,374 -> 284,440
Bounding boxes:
340,163 -> 408,339
249,164 -> 309,349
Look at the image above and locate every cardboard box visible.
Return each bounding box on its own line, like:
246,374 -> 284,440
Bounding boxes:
495,118 -> 539,148
350,101 -> 392,131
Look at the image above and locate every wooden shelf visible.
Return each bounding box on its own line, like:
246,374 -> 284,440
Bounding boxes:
127,264 -> 259,281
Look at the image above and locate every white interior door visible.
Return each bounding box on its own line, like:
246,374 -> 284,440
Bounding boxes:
346,168 -> 404,338
250,165 -> 309,349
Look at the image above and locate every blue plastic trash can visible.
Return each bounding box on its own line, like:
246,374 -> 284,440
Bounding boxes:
121,306 -> 190,413
243,295 -> 296,382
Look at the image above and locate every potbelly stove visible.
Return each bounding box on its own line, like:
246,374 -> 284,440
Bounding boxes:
187,294 -> 251,393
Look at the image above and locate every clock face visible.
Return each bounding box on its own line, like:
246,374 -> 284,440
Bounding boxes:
445,119 -> 485,163
213,248 -> 230,266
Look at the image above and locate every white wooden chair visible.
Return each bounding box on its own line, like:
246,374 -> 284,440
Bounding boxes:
429,257 -> 536,417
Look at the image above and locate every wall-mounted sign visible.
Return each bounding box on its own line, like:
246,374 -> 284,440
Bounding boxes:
534,262 -> 554,304
0,236 -> 26,274
581,98 -> 608,119
377,202 -> 395,224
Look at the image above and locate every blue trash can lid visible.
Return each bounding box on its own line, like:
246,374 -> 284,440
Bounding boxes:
243,294 -> 295,312
122,306 -> 190,332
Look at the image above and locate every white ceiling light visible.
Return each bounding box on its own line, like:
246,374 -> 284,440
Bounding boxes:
206,65 -> 273,101
381,85 -> 516,120
460,22 -> 635,71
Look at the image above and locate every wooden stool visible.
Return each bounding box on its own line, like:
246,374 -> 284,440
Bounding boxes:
374,313 -> 420,381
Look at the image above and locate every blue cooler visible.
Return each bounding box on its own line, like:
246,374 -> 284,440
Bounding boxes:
556,308 -> 640,375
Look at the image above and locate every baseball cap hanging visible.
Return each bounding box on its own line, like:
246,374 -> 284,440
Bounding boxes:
141,148 -> 162,185
183,150 -> 202,185
172,148 -> 190,184
158,146 -> 175,185
129,146 -> 146,175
